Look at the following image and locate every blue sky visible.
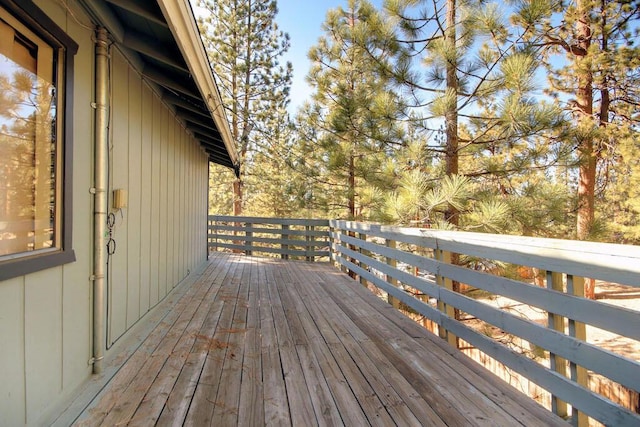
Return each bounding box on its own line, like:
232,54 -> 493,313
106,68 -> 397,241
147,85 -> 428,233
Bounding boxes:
276,0 -> 382,113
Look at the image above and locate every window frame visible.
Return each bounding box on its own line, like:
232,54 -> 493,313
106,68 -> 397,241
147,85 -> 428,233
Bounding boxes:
0,0 -> 77,281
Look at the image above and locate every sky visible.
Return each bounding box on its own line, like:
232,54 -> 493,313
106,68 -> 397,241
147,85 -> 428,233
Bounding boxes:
275,0 -> 382,114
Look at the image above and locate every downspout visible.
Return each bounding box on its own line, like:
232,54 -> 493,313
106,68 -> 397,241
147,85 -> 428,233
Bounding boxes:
92,27 -> 109,374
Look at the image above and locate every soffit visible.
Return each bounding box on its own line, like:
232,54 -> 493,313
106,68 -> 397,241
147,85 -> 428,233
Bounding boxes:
79,0 -> 237,171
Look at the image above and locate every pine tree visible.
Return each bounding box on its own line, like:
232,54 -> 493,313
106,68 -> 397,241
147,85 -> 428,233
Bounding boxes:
296,0 -> 406,220
198,0 -> 293,216
378,0 -> 531,228
244,105 -> 301,217
512,0 -> 640,296
378,0 -> 478,226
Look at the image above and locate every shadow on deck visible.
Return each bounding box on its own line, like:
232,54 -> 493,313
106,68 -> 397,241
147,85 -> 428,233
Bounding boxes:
73,253 -> 564,426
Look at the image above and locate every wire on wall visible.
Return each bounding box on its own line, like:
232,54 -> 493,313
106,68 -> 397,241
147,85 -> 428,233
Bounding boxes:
106,212 -> 116,259
105,36 -> 114,349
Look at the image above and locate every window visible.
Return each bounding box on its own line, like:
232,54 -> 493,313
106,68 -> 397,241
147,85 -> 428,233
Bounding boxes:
0,1 -> 76,280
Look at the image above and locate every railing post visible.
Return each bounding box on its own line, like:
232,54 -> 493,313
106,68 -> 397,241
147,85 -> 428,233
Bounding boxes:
338,226 -> 349,274
215,217 -> 221,253
306,225 -> 313,262
568,275 -> 589,427
415,244 -> 433,332
435,249 -> 457,347
208,217 -> 215,254
245,222 -> 252,256
281,224 -> 289,260
358,233 -> 368,288
385,239 -> 400,309
329,222 -> 337,266
346,229 -> 357,279
547,271 -> 569,419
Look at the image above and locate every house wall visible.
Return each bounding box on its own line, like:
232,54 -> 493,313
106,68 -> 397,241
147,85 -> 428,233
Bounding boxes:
0,1 -> 210,425
106,47 -> 209,346
0,2 -> 93,426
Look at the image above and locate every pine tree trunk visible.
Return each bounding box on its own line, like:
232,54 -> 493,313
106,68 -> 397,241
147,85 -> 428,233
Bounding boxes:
233,178 -> 242,216
444,0 -> 459,227
348,151 -> 356,220
230,0 -> 241,217
232,177 -> 243,253
575,0 -> 595,298
444,0 -> 461,333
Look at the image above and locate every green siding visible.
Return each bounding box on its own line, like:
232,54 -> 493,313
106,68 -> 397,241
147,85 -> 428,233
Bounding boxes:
109,48 -> 129,344
105,47 -> 209,347
0,277 -> 26,426
139,83 -> 153,316
24,269 -> 63,424
0,1 -> 95,425
0,1 -> 212,424
127,66 -> 142,329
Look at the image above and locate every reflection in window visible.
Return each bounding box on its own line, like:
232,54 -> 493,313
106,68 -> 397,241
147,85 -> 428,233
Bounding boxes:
0,13 -> 59,257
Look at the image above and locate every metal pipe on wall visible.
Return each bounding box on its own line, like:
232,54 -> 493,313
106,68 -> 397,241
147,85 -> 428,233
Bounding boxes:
92,26 -> 109,374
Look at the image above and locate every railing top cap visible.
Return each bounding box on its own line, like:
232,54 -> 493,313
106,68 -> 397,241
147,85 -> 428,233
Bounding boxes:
329,220 -> 640,284
210,215 -> 330,226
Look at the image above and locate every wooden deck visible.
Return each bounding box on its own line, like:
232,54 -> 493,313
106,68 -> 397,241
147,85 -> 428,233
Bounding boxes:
73,253 -> 564,426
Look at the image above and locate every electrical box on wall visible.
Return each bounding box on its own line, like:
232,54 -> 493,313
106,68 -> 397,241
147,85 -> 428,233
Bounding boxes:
113,189 -> 128,210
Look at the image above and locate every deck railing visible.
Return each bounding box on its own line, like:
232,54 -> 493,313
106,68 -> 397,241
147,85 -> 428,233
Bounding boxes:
208,215 -> 640,426
208,215 -> 330,261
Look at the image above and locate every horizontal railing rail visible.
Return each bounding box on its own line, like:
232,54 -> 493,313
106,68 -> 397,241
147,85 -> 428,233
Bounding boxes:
208,215 -> 331,261
207,215 -> 640,426
330,220 -> 640,427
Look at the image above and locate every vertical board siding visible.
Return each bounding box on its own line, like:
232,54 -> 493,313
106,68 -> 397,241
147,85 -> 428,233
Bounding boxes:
175,131 -> 182,281
150,95 -> 161,307
187,141 -> 193,270
61,0 -> 93,418
168,120 -> 176,288
176,132 -> 182,279
181,131 -> 188,278
105,49 -> 211,348
109,48 -> 129,345
127,66 -> 142,329
61,0 -> 93,396
200,160 -> 206,259
159,105 -> 168,298
139,82 -> 153,316
0,1 -> 211,424
24,268 -> 63,424
0,2 -> 96,425
61,261 -> 91,391
0,278 -> 26,426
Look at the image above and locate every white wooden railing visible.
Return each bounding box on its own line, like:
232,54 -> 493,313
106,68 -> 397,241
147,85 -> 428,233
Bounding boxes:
208,216 -> 640,426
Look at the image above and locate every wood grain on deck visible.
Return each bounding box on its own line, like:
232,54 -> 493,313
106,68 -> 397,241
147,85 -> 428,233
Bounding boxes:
75,253 -> 565,426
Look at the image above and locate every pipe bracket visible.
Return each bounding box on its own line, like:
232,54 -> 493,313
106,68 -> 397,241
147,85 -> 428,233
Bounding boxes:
88,355 -> 104,366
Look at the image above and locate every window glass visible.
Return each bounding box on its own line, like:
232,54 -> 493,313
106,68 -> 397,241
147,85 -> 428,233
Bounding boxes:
0,10 -> 60,257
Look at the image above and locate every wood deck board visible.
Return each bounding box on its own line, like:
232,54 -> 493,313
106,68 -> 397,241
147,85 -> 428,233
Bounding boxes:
261,263 -> 292,426
77,257 -> 225,427
183,258 -> 245,425
74,253 -> 566,426
282,261 -> 422,427
155,256 -> 235,426
210,258 -> 250,425
279,265 -> 371,426
311,265 -> 515,426
268,267 -> 318,426
127,262 -> 227,426
275,270 -> 345,427
315,261 -> 562,427
237,257 -> 264,427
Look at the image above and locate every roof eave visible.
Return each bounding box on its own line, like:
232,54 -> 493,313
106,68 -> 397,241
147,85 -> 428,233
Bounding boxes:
156,0 -> 238,168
